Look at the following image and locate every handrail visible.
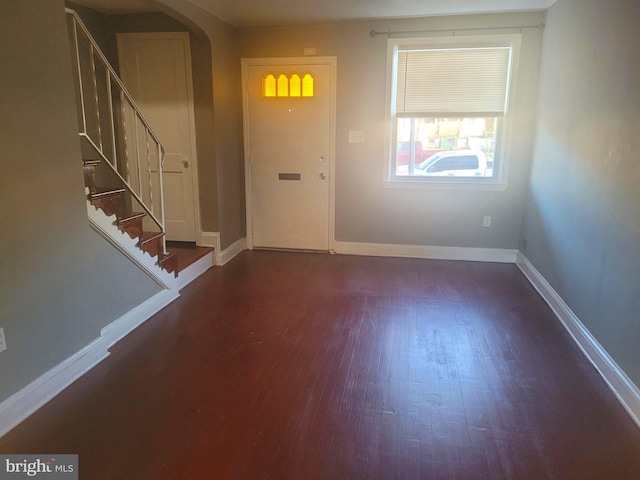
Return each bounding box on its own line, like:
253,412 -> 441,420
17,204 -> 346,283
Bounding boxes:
66,8 -> 167,254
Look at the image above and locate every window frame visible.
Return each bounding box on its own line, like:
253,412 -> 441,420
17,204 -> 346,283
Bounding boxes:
383,33 -> 522,189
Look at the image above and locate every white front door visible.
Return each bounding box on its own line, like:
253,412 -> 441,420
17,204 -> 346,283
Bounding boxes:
117,32 -> 198,242
243,59 -> 335,251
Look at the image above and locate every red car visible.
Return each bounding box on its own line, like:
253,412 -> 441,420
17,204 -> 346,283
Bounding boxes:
396,140 -> 424,167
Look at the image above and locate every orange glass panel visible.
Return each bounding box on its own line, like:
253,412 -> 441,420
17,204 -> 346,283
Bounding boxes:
277,74 -> 289,97
290,74 -> 301,97
263,74 -> 276,97
302,74 -> 314,97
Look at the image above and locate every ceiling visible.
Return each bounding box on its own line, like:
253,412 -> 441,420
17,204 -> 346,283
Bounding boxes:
73,0 -> 556,27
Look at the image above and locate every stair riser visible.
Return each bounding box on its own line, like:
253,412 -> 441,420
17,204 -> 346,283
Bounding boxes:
159,255 -> 178,277
83,167 -> 96,192
83,160 -> 100,193
140,237 -> 162,258
119,218 -> 143,239
91,196 -> 123,218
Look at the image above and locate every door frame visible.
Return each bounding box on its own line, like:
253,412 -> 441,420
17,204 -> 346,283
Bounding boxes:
116,32 -> 202,244
241,56 -> 337,252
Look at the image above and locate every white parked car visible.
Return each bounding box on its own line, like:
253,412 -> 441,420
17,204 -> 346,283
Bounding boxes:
412,149 -> 493,177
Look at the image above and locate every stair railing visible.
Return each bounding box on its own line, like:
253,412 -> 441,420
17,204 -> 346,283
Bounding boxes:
66,8 -> 167,255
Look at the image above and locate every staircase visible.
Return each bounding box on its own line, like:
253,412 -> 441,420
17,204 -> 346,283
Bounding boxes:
83,159 -> 177,277
67,8 -> 178,282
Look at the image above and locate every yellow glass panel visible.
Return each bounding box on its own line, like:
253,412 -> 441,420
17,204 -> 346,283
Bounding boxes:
277,74 -> 289,97
302,74 -> 314,97
290,74 -> 301,97
263,74 -> 276,97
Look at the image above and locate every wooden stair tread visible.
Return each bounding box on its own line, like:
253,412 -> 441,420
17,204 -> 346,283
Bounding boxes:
90,187 -> 126,199
139,231 -> 165,245
117,212 -> 146,224
158,251 -> 176,261
83,159 -> 101,167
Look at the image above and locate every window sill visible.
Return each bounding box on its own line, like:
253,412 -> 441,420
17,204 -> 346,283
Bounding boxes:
383,178 -> 508,191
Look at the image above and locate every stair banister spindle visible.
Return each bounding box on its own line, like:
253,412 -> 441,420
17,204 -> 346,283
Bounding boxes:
66,9 -> 164,162
71,17 -> 88,136
158,142 -> 167,255
145,128 -> 153,216
89,45 -> 103,150
106,71 -> 118,172
119,90 -> 131,183
133,110 -> 143,198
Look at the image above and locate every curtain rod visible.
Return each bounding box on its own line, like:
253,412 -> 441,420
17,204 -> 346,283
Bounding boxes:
369,23 -> 545,38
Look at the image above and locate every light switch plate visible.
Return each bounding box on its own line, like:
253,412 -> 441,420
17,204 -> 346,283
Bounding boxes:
349,131 -> 365,143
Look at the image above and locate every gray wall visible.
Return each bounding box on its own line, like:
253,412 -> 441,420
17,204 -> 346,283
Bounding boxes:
208,18 -> 245,249
154,0 -> 246,249
0,0 -> 162,403
240,12 -> 544,249
521,0 -> 640,385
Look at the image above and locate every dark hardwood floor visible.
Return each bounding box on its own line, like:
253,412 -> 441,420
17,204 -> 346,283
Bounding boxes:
1,251 -> 639,479
165,241 -> 214,273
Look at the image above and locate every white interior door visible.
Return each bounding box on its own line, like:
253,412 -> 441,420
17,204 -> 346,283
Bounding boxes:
117,33 -> 198,242
245,61 -> 334,251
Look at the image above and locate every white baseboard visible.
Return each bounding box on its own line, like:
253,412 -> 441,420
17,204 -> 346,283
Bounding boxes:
176,251 -> 214,290
0,289 -> 179,438
516,253 -> 640,427
199,231 -> 245,267
216,237 -> 246,266
334,241 -> 518,263
0,337 -> 108,438
100,289 -> 180,348
198,231 -> 220,250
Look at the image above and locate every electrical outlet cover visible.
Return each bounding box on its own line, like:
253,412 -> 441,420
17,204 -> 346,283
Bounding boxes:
0,327 -> 6,353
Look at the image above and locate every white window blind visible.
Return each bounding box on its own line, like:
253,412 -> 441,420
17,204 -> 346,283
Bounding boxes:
395,46 -> 512,117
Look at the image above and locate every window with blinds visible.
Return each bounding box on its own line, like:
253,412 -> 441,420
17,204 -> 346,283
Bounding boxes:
395,47 -> 512,117
386,34 -> 521,184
